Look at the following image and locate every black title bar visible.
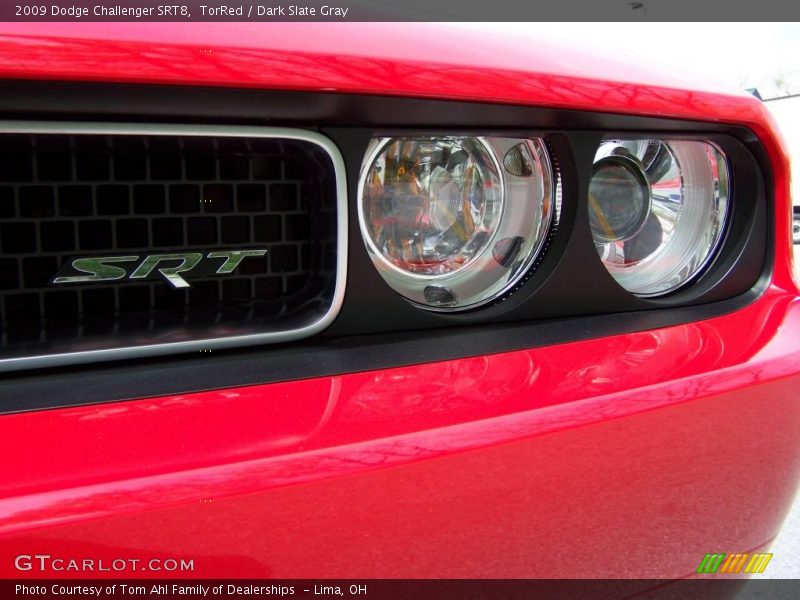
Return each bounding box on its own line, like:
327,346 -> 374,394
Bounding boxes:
5,0 -> 800,21
5,579 -> 800,599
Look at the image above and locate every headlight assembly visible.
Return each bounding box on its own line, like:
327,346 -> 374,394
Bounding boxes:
589,138 -> 729,297
358,136 -> 556,310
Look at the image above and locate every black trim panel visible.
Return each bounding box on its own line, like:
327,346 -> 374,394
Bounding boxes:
0,81 -> 774,411
0,285 -> 766,413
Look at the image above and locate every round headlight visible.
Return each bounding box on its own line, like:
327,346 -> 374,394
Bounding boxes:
590,139 -> 729,297
358,137 -> 556,310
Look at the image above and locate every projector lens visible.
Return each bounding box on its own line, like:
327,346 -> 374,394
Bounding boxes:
590,138 -> 729,296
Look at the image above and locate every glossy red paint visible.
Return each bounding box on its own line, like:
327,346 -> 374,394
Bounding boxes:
0,23 -> 799,579
1,287 -> 800,577
0,23 -> 794,286
0,24 -> 776,125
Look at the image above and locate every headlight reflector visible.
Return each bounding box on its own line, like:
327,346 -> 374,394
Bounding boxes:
590,139 -> 729,296
359,137 -> 556,310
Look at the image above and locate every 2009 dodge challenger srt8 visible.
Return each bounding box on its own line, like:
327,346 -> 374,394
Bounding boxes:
0,22 -> 798,582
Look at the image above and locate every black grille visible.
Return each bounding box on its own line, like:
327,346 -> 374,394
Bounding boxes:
0,128 -> 339,366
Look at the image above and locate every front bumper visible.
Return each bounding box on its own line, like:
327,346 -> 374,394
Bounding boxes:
1,284 -> 799,578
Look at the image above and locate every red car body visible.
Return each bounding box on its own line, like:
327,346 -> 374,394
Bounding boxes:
0,23 -> 798,580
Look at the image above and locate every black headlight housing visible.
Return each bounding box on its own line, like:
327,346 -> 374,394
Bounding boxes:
0,82 -> 770,411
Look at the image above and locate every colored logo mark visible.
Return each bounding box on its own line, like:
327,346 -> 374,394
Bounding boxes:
697,552 -> 773,574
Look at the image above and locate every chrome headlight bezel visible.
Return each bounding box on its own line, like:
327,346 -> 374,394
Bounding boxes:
357,135 -> 559,311
589,137 -> 732,298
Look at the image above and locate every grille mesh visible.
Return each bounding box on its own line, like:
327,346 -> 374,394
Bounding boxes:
0,130 -> 338,355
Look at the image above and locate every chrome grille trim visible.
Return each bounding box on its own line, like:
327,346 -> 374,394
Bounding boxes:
0,122 -> 348,372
